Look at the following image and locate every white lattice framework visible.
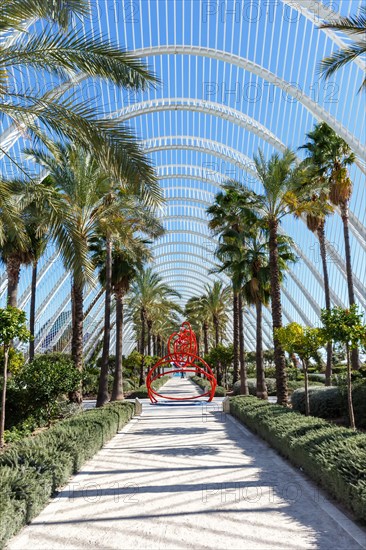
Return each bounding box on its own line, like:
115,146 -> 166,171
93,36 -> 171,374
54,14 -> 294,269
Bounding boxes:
0,0 -> 365,356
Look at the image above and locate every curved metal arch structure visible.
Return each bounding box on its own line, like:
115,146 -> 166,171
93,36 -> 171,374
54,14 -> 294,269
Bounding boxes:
1,0 -> 365,358
143,136 -> 258,178
134,45 -> 366,165
111,98 -> 287,152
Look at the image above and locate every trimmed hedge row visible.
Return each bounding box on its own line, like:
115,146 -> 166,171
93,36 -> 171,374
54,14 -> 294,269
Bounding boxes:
292,381 -> 366,428
0,401 -> 134,547
233,378 -> 324,397
230,396 -> 366,521
128,375 -> 171,398
191,375 -> 226,396
291,386 -> 344,419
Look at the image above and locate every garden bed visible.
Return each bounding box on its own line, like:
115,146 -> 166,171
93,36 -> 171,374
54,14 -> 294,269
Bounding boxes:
230,396 -> 366,522
0,401 -> 134,547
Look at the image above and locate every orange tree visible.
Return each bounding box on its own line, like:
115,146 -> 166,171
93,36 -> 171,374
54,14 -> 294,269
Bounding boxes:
0,306 -> 30,447
320,305 -> 366,429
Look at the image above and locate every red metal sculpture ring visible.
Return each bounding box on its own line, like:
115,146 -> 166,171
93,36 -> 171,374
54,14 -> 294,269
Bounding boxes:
146,321 -> 217,403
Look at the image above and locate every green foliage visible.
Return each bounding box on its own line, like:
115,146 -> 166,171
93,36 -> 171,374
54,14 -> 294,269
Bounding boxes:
0,401 -> 134,547
191,376 -> 226,397
0,307 -> 31,347
291,387 -> 344,418
233,378 -> 277,396
275,323 -> 324,362
16,354 -> 80,420
321,305 -> 366,350
0,348 -> 24,375
230,396 -> 366,521
204,344 -> 233,369
128,375 -> 170,399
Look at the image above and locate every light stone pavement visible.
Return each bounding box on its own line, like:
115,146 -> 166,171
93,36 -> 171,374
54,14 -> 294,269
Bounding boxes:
8,377 -> 366,550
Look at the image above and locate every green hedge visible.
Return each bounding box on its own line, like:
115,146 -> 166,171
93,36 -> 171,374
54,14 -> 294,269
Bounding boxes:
0,401 -> 134,547
191,376 -> 226,396
233,378 -> 277,396
230,396 -> 366,521
128,375 -> 171,398
291,386 -> 344,418
292,380 -> 366,428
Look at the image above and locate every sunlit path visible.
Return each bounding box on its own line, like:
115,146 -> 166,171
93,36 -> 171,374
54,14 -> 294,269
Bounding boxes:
8,379 -> 365,550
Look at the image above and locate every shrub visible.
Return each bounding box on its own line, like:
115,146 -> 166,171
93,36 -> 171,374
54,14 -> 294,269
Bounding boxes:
0,401 -> 134,547
191,376 -> 226,397
233,378 -> 276,396
128,375 -> 170,398
291,382 -> 366,428
230,396 -> 366,521
292,386 -> 344,418
16,354 -> 80,421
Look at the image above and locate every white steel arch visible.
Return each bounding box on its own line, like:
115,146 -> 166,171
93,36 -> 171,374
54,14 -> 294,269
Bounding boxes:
134,46 -> 366,165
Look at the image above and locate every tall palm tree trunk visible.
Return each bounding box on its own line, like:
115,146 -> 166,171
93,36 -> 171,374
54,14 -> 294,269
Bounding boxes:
111,289 -> 125,401
203,322 -> 209,355
147,320 -> 152,356
340,202 -> 359,371
239,293 -> 248,395
97,237 -> 112,407
139,308 -> 146,386
29,260 -> 38,362
256,300 -> 267,399
213,316 -> 220,347
70,278 -> 84,403
233,291 -> 240,384
317,222 -> 332,384
6,256 -> 21,307
157,334 -> 161,357
268,219 -> 288,405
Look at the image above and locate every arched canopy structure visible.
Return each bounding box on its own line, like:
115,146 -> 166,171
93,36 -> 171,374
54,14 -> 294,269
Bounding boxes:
1,0 -> 365,356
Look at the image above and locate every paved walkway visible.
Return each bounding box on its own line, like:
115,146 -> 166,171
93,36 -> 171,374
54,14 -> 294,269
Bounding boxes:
8,378 -> 366,549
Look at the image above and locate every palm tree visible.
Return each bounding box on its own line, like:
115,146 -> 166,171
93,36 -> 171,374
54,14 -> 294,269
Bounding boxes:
92,240 -> 148,401
127,268 -> 181,385
185,296 -> 212,355
294,162 -> 335,385
319,6 -> 366,92
207,181 -> 256,387
26,145 -> 118,400
300,122 -> 359,370
1,0 -> 159,182
248,149 -> 299,405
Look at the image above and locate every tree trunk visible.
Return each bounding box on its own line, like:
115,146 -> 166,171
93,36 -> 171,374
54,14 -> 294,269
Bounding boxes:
111,289 -> 124,401
346,344 -> 356,429
256,300 -> 267,399
340,202 -> 359,371
233,291 -> 240,384
317,222 -> 332,385
268,218 -> 288,405
213,316 -> 219,347
303,359 -> 310,416
6,255 -> 21,307
139,308 -> 146,386
157,334 -> 161,357
83,289 -> 103,320
0,346 -> 9,448
203,322 -> 209,355
147,319 -> 152,356
239,294 -> 248,395
97,237 -> 112,407
70,278 -> 83,403
29,260 -> 38,362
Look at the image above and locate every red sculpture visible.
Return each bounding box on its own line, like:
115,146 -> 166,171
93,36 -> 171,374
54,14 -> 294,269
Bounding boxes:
146,321 -> 217,403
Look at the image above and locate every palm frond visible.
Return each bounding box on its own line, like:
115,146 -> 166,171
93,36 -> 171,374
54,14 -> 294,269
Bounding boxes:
3,29 -> 159,89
